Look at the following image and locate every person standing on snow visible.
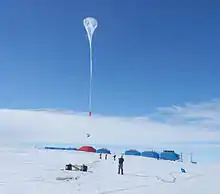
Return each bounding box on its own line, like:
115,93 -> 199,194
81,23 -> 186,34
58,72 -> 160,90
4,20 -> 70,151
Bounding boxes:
118,155 -> 124,175
113,154 -> 116,161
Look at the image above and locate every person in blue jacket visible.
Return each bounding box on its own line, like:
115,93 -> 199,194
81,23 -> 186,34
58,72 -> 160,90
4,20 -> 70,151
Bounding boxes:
118,155 -> 124,175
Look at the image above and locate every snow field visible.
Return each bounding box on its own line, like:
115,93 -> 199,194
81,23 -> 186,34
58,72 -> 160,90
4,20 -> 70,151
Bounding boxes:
0,147 -> 219,194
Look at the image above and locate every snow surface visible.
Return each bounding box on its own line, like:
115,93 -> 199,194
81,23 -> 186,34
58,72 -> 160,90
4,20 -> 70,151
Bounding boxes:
0,147 -> 219,194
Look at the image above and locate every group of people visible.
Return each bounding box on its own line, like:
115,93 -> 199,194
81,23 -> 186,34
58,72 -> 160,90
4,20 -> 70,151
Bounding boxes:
99,153 -> 124,175
99,153 -> 109,160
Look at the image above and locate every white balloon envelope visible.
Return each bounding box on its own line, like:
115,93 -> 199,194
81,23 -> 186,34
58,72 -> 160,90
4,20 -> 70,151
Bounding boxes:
83,17 -> 98,48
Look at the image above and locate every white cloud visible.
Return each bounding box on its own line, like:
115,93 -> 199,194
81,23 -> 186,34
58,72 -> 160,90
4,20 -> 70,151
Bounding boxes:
151,99 -> 220,130
0,99 -> 220,148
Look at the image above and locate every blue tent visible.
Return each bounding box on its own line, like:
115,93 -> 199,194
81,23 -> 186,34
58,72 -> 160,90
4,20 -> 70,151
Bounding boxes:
141,151 -> 159,159
96,148 -> 111,154
125,149 -> 141,156
44,146 -> 76,151
160,150 -> 180,161
65,147 -> 77,151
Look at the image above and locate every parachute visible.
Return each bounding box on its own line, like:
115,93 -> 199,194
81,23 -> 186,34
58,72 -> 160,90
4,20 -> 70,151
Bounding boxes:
86,133 -> 91,138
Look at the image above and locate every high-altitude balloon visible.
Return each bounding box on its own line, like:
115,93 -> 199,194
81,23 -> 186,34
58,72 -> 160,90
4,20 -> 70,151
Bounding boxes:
83,17 -> 98,117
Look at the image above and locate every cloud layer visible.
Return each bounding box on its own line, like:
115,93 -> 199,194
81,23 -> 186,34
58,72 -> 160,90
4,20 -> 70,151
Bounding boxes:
0,99 -> 220,148
151,99 -> 220,130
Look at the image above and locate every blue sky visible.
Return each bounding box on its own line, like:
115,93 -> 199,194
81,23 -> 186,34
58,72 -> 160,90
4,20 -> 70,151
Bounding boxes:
0,0 -> 220,116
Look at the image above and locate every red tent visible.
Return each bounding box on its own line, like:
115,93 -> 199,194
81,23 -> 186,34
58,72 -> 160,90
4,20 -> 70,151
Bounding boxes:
78,146 -> 96,153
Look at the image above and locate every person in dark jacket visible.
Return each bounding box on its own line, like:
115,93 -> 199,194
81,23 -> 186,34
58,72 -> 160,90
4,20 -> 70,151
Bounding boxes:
118,155 -> 124,175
